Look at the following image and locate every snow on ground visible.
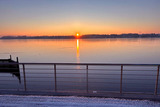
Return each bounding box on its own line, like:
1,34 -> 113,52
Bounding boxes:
0,95 -> 160,107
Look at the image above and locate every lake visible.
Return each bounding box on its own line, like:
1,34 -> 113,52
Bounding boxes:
0,38 -> 160,94
1,38 -> 160,63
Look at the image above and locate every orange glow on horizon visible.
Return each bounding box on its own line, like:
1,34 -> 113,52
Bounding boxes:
1,22 -> 159,36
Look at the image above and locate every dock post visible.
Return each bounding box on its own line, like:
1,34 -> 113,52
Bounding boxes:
10,55 -> 12,60
54,64 -> 57,92
22,64 -> 27,91
86,65 -> 89,93
155,65 -> 160,95
16,57 -> 19,63
120,65 -> 123,94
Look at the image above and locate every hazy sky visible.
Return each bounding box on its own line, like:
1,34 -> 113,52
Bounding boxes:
0,0 -> 160,36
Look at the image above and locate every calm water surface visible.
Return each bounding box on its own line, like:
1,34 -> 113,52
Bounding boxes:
0,38 -> 160,63
0,38 -> 160,93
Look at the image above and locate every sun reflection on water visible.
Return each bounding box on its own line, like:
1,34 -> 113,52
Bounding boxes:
76,39 -> 80,63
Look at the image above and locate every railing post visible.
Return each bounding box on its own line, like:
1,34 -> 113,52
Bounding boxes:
22,64 -> 27,91
120,65 -> 123,94
54,64 -> 57,92
86,65 -> 89,93
155,65 -> 160,95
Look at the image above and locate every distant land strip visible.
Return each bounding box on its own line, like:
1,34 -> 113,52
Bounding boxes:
0,34 -> 160,39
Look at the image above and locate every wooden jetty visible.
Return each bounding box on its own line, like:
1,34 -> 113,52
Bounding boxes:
0,55 -> 21,83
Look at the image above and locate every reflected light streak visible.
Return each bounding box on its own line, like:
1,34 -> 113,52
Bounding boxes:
76,39 -> 80,63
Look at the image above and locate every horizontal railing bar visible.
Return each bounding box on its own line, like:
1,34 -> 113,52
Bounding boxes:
0,84 -> 20,85
122,74 -> 156,76
122,78 -> 155,80
26,81 -> 54,82
56,73 -> 86,74
0,80 -> 154,85
0,62 -> 160,66
57,69 -> 87,70
123,87 -> 155,89
123,83 -> 155,85
27,84 -> 85,87
25,73 -> 54,74
123,70 -> 157,71
57,81 -> 86,83
21,69 -> 92,70
89,77 -> 119,79
88,78 -> 155,80
23,68 -> 155,71
87,85 -> 120,88
19,68 -> 157,72
88,73 -> 156,76
57,77 -> 86,79
25,84 -> 54,86
24,89 -> 55,91
123,82 -> 155,85
19,68 -> 157,71
0,81 -> 155,85
26,76 -> 86,78
88,69 -> 120,71
56,81 -> 120,84
56,69 -> 120,71
0,80 -> 20,81
89,69 -> 157,71
57,84 -> 87,87
89,82 -> 155,85
89,73 -> 120,75
0,80 -> 155,85
88,83 -> 154,86
57,77 -> 120,79
20,68 -> 54,70
0,73 -> 156,75
26,77 -> 55,78
88,82 -> 120,84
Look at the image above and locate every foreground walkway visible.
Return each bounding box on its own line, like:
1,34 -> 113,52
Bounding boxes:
0,95 -> 160,107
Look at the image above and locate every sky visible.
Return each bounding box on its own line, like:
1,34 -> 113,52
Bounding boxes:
0,0 -> 160,36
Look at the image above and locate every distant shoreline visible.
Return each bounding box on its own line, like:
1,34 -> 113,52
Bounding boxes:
0,34 -> 160,39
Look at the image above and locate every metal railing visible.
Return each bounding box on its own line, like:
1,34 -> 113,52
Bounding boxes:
0,63 -> 160,95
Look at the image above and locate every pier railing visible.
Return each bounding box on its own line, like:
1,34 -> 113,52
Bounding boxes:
0,63 -> 160,95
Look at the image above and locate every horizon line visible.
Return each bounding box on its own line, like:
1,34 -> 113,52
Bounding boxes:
0,33 -> 160,37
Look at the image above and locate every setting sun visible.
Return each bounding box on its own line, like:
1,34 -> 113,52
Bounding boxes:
75,33 -> 80,38
76,33 -> 80,36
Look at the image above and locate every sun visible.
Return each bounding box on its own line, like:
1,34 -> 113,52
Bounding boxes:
76,33 -> 80,37
75,33 -> 80,38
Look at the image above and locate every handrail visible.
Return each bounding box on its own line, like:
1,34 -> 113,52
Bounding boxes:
0,62 -> 160,66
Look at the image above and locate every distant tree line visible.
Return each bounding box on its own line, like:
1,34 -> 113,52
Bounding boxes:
0,34 -> 160,39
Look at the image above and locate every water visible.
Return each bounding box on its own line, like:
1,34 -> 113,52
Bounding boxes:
0,38 -> 160,63
0,38 -> 160,94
